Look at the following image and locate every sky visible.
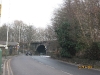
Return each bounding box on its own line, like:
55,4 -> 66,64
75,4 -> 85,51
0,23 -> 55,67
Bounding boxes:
0,0 -> 63,28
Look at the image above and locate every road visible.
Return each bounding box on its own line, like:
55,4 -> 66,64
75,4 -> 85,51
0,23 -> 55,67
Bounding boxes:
9,55 -> 100,75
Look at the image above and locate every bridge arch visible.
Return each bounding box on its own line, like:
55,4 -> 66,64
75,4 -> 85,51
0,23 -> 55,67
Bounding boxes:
36,44 -> 46,55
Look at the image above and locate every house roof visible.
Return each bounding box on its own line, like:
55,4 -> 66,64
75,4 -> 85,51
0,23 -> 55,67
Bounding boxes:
0,41 -> 18,46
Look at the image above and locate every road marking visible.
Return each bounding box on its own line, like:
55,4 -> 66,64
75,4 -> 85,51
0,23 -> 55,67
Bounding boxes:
45,65 -> 55,69
7,59 -> 10,75
8,59 -> 13,75
46,64 -> 73,75
38,62 -> 44,65
3,59 -> 7,75
38,61 -> 73,75
45,64 -> 73,75
61,70 -> 73,75
5,59 -> 14,75
32,57 -> 73,75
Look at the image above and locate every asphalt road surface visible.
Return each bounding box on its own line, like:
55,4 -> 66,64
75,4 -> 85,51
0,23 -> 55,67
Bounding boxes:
10,55 -> 100,75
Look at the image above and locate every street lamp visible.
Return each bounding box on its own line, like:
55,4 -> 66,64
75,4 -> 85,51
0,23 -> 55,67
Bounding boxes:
5,0 -> 11,58
5,25 -> 9,58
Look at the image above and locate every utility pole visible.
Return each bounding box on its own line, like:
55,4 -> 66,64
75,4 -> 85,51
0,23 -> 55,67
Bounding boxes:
19,26 -> 20,43
5,25 -> 9,58
18,26 -> 20,55
22,24 -> 24,54
5,0 -> 11,58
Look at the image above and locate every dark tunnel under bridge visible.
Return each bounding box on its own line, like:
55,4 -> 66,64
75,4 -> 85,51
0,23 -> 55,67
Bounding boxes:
36,45 -> 46,55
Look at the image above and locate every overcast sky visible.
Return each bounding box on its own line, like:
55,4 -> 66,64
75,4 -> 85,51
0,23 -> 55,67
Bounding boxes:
0,0 -> 63,28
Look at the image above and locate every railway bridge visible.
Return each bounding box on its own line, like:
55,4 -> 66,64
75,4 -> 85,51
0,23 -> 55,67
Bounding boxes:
30,40 -> 60,55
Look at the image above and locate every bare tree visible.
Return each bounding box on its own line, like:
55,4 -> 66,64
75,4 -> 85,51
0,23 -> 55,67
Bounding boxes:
0,24 -> 7,41
25,25 -> 36,43
34,28 -> 46,41
45,25 -> 57,41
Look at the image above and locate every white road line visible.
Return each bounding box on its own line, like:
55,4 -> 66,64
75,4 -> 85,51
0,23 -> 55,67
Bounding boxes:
45,65 -> 55,69
61,70 -> 73,75
38,61 -> 43,64
32,57 -> 73,75
38,61 -> 73,75
45,64 -> 73,75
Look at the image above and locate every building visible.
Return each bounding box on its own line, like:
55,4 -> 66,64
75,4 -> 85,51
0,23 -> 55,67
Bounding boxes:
0,41 -> 18,55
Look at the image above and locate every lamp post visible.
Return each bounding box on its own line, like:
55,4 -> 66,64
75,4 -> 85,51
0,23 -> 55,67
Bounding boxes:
5,0 -> 11,58
5,25 -> 9,58
19,26 -> 20,43
18,25 -> 21,54
22,24 -> 25,54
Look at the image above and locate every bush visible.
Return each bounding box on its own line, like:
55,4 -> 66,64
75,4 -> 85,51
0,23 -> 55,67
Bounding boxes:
60,49 -> 72,58
85,42 -> 100,60
55,22 -> 77,58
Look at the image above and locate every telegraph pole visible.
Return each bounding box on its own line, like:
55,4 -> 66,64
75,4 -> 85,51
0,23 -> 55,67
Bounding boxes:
5,0 -> 11,58
5,25 -> 9,58
19,26 -> 20,43
18,25 -> 20,54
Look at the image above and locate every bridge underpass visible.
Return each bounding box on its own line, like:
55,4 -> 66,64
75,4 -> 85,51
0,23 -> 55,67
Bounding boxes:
30,41 -> 47,55
30,40 -> 60,55
36,45 -> 46,55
